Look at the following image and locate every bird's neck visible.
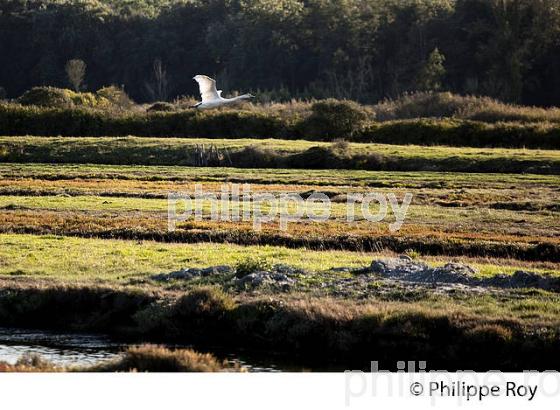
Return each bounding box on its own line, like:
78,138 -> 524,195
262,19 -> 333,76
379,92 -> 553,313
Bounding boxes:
231,94 -> 252,101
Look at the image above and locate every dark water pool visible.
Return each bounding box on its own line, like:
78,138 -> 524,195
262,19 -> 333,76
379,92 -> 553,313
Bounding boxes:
0,328 -> 291,371
0,328 -> 122,367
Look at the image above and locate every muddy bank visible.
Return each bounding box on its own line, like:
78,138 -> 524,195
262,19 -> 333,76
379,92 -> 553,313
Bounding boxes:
0,278 -> 559,371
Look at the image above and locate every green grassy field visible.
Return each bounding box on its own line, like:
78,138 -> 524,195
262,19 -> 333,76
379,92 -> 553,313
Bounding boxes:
2,162 -> 558,187
0,136 -> 559,371
4,136 -> 560,159
1,136 -> 559,173
1,164 -> 558,255
1,233 -> 557,284
0,233 -> 374,281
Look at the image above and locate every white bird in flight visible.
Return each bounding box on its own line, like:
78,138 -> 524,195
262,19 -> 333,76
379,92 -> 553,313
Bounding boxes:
192,75 -> 254,109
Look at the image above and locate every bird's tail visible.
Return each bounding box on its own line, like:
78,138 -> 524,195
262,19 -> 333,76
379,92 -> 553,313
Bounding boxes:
190,102 -> 202,109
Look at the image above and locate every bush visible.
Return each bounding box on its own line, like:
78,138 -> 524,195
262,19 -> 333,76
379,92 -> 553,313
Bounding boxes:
14,353 -> 60,371
357,118 -> 560,149
173,287 -> 236,319
372,91 -> 560,123
235,256 -> 272,278
18,86 -> 109,109
72,91 -> 109,108
228,146 -> 283,168
96,86 -> 134,109
373,92 -> 481,121
18,87 -> 75,108
288,144 -> 351,169
147,102 -> 176,112
1,98 -> 560,149
174,95 -> 199,109
466,324 -> 513,345
90,345 -> 238,372
298,99 -> 370,139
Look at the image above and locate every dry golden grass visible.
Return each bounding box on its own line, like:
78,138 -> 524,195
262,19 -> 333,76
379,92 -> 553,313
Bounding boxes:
373,91 -> 560,123
0,345 -> 243,373
0,354 -> 62,372
89,345 -> 242,372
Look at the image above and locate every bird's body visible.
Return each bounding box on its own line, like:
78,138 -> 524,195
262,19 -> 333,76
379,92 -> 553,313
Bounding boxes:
192,75 -> 254,109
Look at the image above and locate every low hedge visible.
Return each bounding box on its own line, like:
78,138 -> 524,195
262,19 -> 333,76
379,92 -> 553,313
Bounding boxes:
1,103 -> 559,149
360,119 -> 560,149
0,104 -> 289,139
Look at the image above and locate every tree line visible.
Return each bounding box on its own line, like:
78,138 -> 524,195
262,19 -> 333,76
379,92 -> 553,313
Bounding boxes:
1,0 -> 559,106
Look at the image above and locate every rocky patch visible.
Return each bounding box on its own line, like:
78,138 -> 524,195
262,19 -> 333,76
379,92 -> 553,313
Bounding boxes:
150,258 -> 559,294
367,256 -> 560,292
152,263 -> 302,291
151,265 -> 233,282
370,256 -> 477,285
233,271 -> 295,290
484,270 -> 560,291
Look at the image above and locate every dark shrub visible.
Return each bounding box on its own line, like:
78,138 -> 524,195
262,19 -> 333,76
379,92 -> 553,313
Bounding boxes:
356,119 -> 560,149
18,86 -> 110,109
166,287 -> 236,340
298,99 -> 370,139
189,110 -> 287,138
96,86 -> 134,109
234,256 -> 272,278
1,100 -> 560,149
173,287 -> 236,320
147,102 -> 176,112
288,142 -> 352,169
18,87 -> 75,108
229,146 -> 283,168
0,285 -> 154,330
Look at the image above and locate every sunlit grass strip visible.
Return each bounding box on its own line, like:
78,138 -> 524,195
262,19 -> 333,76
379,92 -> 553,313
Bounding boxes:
1,163 -> 559,187
0,233 -> 374,281
3,136 -> 560,159
0,233 -> 558,282
0,193 -> 556,242
1,136 -> 559,173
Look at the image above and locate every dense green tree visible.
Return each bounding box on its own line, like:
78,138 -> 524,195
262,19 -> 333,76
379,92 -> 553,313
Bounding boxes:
417,48 -> 446,91
0,0 -> 559,106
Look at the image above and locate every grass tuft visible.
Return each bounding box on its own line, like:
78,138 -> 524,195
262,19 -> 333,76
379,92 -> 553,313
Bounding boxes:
90,345 -> 240,372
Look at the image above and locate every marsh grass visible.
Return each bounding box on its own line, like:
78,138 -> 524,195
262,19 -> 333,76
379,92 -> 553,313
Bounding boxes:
89,345 -> 240,372
0,353 -> 62,372
2,136 -> 559,174
0,283 -> 558,370
13,89 -> 560,124
0,233 -> 375,281
0,191 -> 557,243
1,162 -> 557,188
0,345 -> 241,372
373,91 -> 560,123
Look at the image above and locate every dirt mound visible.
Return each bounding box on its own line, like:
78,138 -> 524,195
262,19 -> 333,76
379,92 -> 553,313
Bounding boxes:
151,265 -> 233,281
369,256 -> 560,292
370,256 -> 476,285
151,264 -> 301,291
483,270 -> 560,292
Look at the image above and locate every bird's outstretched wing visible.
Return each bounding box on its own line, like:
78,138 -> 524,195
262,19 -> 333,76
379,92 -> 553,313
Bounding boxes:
193,75 -> 220,102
